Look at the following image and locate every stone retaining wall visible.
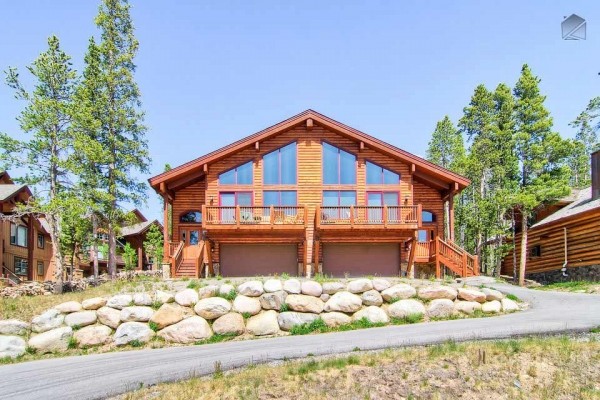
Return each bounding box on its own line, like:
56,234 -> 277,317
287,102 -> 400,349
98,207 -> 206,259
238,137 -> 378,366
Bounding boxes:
0,278 -> 520,359
527,265 -> 600,284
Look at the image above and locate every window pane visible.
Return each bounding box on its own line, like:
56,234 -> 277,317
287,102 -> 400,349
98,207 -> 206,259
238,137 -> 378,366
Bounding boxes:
367,192 -> 382,206
263,191 -> 279,206
280,191 -> 297,206
17,227 -> 27,247
323,191 -> 338,206
189,231 -> 199,245
219,169 -> 235,185
237,192 -> 252,206
339,149 -> 356,184
237,162 -> 253,184
418,230 -> 428,242
339,191 -> 356,206
322,143 -> 339,184
366,161 -> 381,184
383,169 -> 400,184
383,192 -> 399,205
422,211 -> 435,223
280,143 -> 297,184
263,152 -> 278,185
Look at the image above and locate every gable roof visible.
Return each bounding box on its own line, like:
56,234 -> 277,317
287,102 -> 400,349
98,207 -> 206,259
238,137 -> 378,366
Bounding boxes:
149,109 -> 470,193
0,184 -> 31,202
531,187 -> 600,229
121,219 -> 162,237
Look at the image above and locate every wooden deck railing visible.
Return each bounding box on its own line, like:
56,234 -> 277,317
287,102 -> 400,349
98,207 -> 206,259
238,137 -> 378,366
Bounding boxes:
170,240 -> 185,278
168,241 -> 181,257
412,238 -> 479,278
1,266 -> 22,286
202,205 -> 307,227
195,241 -> 206,278
316,204 -> 421,227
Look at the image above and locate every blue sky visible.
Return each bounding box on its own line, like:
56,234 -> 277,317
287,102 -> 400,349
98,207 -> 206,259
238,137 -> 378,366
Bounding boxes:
0,1 -> 598,220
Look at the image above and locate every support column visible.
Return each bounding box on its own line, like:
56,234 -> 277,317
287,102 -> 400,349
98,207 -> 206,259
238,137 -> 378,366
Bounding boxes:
27,216 -> 34,281
313,240 -> 320,278
137,245 -> 143,270
448,194 -> 455,242
162,196 -> 170,263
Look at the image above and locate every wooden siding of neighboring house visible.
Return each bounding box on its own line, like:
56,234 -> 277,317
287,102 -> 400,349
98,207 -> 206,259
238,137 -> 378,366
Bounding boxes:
1,219 -> 53,282
501,208 -> 600,276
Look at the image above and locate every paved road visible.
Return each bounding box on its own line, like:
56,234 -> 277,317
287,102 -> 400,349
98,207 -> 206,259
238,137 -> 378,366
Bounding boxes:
1,280 -> 599,400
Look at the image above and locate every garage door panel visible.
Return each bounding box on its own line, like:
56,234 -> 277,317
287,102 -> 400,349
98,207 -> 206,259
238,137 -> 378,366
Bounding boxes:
221,244 -> 297,277
323,243 -> 399,277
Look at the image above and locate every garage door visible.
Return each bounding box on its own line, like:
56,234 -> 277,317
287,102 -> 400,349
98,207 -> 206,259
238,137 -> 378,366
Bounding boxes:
322,243 -> 399,277
220,244 -> 298,277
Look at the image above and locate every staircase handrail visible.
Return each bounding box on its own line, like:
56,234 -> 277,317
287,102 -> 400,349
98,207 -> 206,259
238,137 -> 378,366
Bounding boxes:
1,266 -> 22,286
171,241 -> 185,277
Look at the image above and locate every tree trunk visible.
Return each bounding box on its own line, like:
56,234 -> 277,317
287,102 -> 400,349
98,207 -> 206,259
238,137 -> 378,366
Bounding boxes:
92,214 -> 99,283
512,210 -> 517,283
495,235 -> 503,278
519,211 -> 528,286
47,216 -> 64,294
108,221 -> 117,278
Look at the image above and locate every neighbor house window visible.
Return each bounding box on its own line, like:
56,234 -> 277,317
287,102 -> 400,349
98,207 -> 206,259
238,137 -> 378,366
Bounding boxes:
219,161 -> 253,185
366,161 -> 400,185
14,257 -> 28,276
322,142 -> 356,184
37,234 -> 45,249
263,191 -> 297,206
422,211 -> 436,223
263,142 -> 297,184
531,245 -> 541,257
37,261 -> 44,276
180,211 -> 202,223
10,224 -> 28,247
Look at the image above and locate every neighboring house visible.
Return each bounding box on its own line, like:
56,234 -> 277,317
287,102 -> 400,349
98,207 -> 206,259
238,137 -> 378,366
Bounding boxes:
0,172 -> 54,283
150,110 -> 477,278
501,151 -> 600,283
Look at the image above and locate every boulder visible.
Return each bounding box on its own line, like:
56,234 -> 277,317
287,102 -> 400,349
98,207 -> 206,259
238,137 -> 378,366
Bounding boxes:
149,303 -> 187,329
353,306 -> 389,324
381,284 -> 416,301
64,311 -> 98,328
388,299 -> 426,319
454,301 -> 482,315
54,301 -> 82,313
482,300 -> 502,313
320,293 -> 330,302
198,285 -> 219,299
324,291 -> 362,313
285,294 -> 324,314
418,286 -> 458,301
246,310 -> 280,336
457,288 -> 486,303
263,279 -> 283,293
259,291 -> 287,310
0,320 -> 30,336
282,279 -> 301,294
194,297 -> 232,319
174,289 -> 199,306
28,327 -> 73,353
82,297 -> 107,310
212,313 -> 245,336
347,279 -> 373,294
158,316 -> 212,344
501,298 -> 519,312
133,293 -> 153,306
218,284 -> 235,296
0,336 -> 26,358
120,306 -> 154,322
321,312 -> 352,328
361,290 -> 383,306
155,290 -> 174,304
114,322 -> 154,346
237,281 -> 264,297
232,295 -> 262,315
301,281 -> 322,297
31,309 -> 65,333
277,312 -> 319,331
96,307 -> 122,329
322,282 -> 345,295
73,325 -> 112,347
106,294 -> 133,310
481,288 -> 504,301
372,278 -> 392,292
427,299 -> 455,318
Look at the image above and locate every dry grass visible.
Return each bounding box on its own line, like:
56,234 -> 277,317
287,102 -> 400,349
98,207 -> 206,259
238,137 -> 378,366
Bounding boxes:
534,281 -> 600,294
0,276 -> 171,321
117,336 -> 600,400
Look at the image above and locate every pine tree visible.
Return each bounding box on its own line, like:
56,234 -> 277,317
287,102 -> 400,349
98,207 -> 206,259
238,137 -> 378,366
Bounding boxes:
143,224 -> 164,268
426,116 -> 466,172
0,36 -> 78,291
569,97 -> 600,187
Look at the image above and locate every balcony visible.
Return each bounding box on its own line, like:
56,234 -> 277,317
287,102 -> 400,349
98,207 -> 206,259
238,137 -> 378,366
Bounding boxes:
202,205 -> 307,231
316,204 -> 421,230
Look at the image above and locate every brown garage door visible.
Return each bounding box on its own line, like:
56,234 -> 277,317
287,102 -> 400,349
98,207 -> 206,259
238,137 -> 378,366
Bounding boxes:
322,243 -> 399,277
220,244 -> 298,277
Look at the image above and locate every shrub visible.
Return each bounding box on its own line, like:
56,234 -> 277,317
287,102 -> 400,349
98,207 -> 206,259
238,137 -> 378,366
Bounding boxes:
218,289 -> 237,301
148,321 -> 159,332
506,293 -> 519,301
279,303 -> 289,312
187,280 -> 201,289
130,339 -> 144,348
68,337 -> 78,349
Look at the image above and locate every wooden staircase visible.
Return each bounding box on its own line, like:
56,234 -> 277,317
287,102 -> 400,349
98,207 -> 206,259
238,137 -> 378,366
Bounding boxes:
432,237 -> 479,278
169,240 -> 212,278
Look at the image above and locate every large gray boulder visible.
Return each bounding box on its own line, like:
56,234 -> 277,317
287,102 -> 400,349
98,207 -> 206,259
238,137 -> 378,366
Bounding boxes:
454,301 -> 482,315
361,290 -> 383,306
158,316 -> 212,344
388,299 -> 426,319
372,278 -> 392,291
427,299 -> 455,318
149,303 -> 188,329
457,288 -> 486,303
501,298 -> 519,312
347,279 -> 373,294
133,293 -> 153,306
73,325 -> 112,347
31,309 -> 65,333
0,336 -> 26,358
120,306 -> 154,322
418,286 -> 458,301
218,284 -> 235,296
212,313 -> 245,336
277,312 -> 319,331
282,279 -> 301,294
198,285 -> 219,300
324,291 -> 362,313
259,291 -> 287,310
114,322 -> 154,346
321,312 -> 352,327
82,297 -> 107,310
0,320 -> 30,336
263,279 -> 283,293
246,311 -> 280,336
54,301 -> 82,313
482,300 -> 502,313
174,289 -> 199,306
481,287 -> 504,301
353,306 -> 389,324
285,294 -> 324,313
106,294 -> 133,310
237,281 -> 264,297
301,281 -> 322,297
232,295 -> 262,315
64,311 -> 98,328
28,327 -> 73,353
154,290 -> 174,304
322,282 -> 345,295
194,297 -> 232,319
96,307 -> 122,329
381,284 -> 416,301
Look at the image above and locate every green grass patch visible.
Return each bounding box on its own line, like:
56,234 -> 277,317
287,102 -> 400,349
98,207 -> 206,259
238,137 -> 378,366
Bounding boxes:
506,293 -> 520,301
589,326 -> 600,334
148,321 -> 159,332
195,333 -> 238,345
186,280 -> 201,289
241,312 -> 253,319
68,337 -> 78,350
286,355 -> 360,376
535,280 -> 598,293
390,313 -> 424,325
427,340 -> 461,358
290,318 -> 328,335
218,289 -> 237,301
279,303 -> 289,312
312,273 -> 335,284
130,340 -> 144,348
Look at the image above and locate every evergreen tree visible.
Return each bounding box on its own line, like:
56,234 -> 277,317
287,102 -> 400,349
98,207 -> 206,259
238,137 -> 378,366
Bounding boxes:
568,97 -> 600,187
426,116 -> 465,172
143,223 -> 164,268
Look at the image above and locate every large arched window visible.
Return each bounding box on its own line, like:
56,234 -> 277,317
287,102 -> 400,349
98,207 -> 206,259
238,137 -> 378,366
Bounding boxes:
422,211 -> 436,223
180,210 -> 202,223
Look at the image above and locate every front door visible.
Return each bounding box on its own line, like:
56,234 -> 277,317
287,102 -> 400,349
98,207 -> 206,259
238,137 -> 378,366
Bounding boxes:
179,228 -> 201,259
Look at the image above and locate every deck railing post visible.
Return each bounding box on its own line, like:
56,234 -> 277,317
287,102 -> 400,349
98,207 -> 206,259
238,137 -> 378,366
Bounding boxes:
350,205 -> 354,226
462,252 -> 467,277
383,205 -> 388,228
304,205 -> 308,227
417,204 -> 423,226
235,205 -> 240,227
316,206 -> 321,228
270,205 -> 275,225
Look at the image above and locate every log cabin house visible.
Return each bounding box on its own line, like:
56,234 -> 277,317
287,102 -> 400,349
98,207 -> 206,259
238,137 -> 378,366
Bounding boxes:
150,110 -> 478,279
501,150 -> 600,282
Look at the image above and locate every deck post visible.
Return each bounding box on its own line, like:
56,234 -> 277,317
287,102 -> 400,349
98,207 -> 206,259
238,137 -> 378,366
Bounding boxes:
235,206 -> 240,227
270,205 -> 275,225
163,197 -> 170,263
315,206 -> 321,228
314,240 -> 320,277
462,251 -> 467,277
383,205 -> 388,228
350,205 -> 354,226
27,216 -> 34,281
417,204 -> 423,227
